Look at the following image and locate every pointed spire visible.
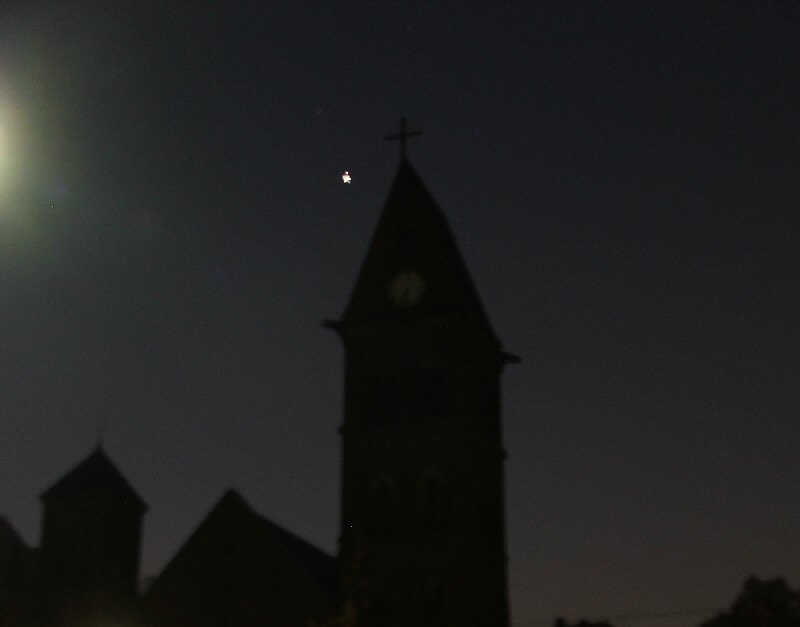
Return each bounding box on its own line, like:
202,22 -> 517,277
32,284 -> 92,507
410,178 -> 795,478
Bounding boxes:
338,160 -> 499,345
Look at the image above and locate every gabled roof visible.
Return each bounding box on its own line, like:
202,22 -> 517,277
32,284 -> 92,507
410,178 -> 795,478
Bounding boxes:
213,489 -> 337,593
340,159 -> 501,345
40,447 -> 147,512
248,496 -> 338,593
147,488 -> 337,598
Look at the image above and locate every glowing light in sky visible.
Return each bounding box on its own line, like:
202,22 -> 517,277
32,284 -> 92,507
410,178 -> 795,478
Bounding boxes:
0,105 -> 8,195
342,171 -> 352,184
0,89 -> 20,202
0,83 -> 36,241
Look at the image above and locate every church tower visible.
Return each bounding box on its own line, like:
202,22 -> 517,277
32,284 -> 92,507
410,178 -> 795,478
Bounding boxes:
38,447 -> 147,626
327,147 -> 516,627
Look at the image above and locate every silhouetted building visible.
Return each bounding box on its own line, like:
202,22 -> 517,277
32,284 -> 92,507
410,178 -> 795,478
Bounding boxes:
326,158 -> 516,627
0,157 -> 515,627
0,517 -> 37,626
143,489 -> 337,627
0,448 -> 146,627
38,447 -> 146,627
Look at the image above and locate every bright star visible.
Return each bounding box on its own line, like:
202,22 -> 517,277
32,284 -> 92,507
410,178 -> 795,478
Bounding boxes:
342,171 -> 352,184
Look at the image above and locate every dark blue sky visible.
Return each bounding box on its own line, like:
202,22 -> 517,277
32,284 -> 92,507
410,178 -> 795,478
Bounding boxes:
1,3 -> 799,626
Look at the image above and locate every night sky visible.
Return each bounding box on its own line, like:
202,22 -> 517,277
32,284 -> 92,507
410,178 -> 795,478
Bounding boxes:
2,3 -> 799,626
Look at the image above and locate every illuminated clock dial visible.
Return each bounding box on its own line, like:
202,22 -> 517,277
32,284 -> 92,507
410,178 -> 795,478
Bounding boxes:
389,272 -> 425,306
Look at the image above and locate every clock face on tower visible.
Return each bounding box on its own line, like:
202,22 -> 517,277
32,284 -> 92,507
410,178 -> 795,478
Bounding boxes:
389,272 -> 425,306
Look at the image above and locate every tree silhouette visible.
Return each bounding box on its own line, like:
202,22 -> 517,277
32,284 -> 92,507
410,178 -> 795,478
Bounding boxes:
700,576 -> 800,627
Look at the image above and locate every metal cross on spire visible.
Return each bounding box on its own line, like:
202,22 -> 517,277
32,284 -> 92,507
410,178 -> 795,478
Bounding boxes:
385,117 -> 423,160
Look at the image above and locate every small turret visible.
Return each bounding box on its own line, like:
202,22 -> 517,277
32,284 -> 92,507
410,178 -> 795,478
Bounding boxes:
39,447 -> 147,626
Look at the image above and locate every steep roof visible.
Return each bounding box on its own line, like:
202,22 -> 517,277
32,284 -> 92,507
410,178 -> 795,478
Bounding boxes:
340,159 -> 501,346
213,489 -> 337,593
148,488 -> 337,598
40,447 -> 147,512
143,489 -> 336,627
248,498 -> 338,593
